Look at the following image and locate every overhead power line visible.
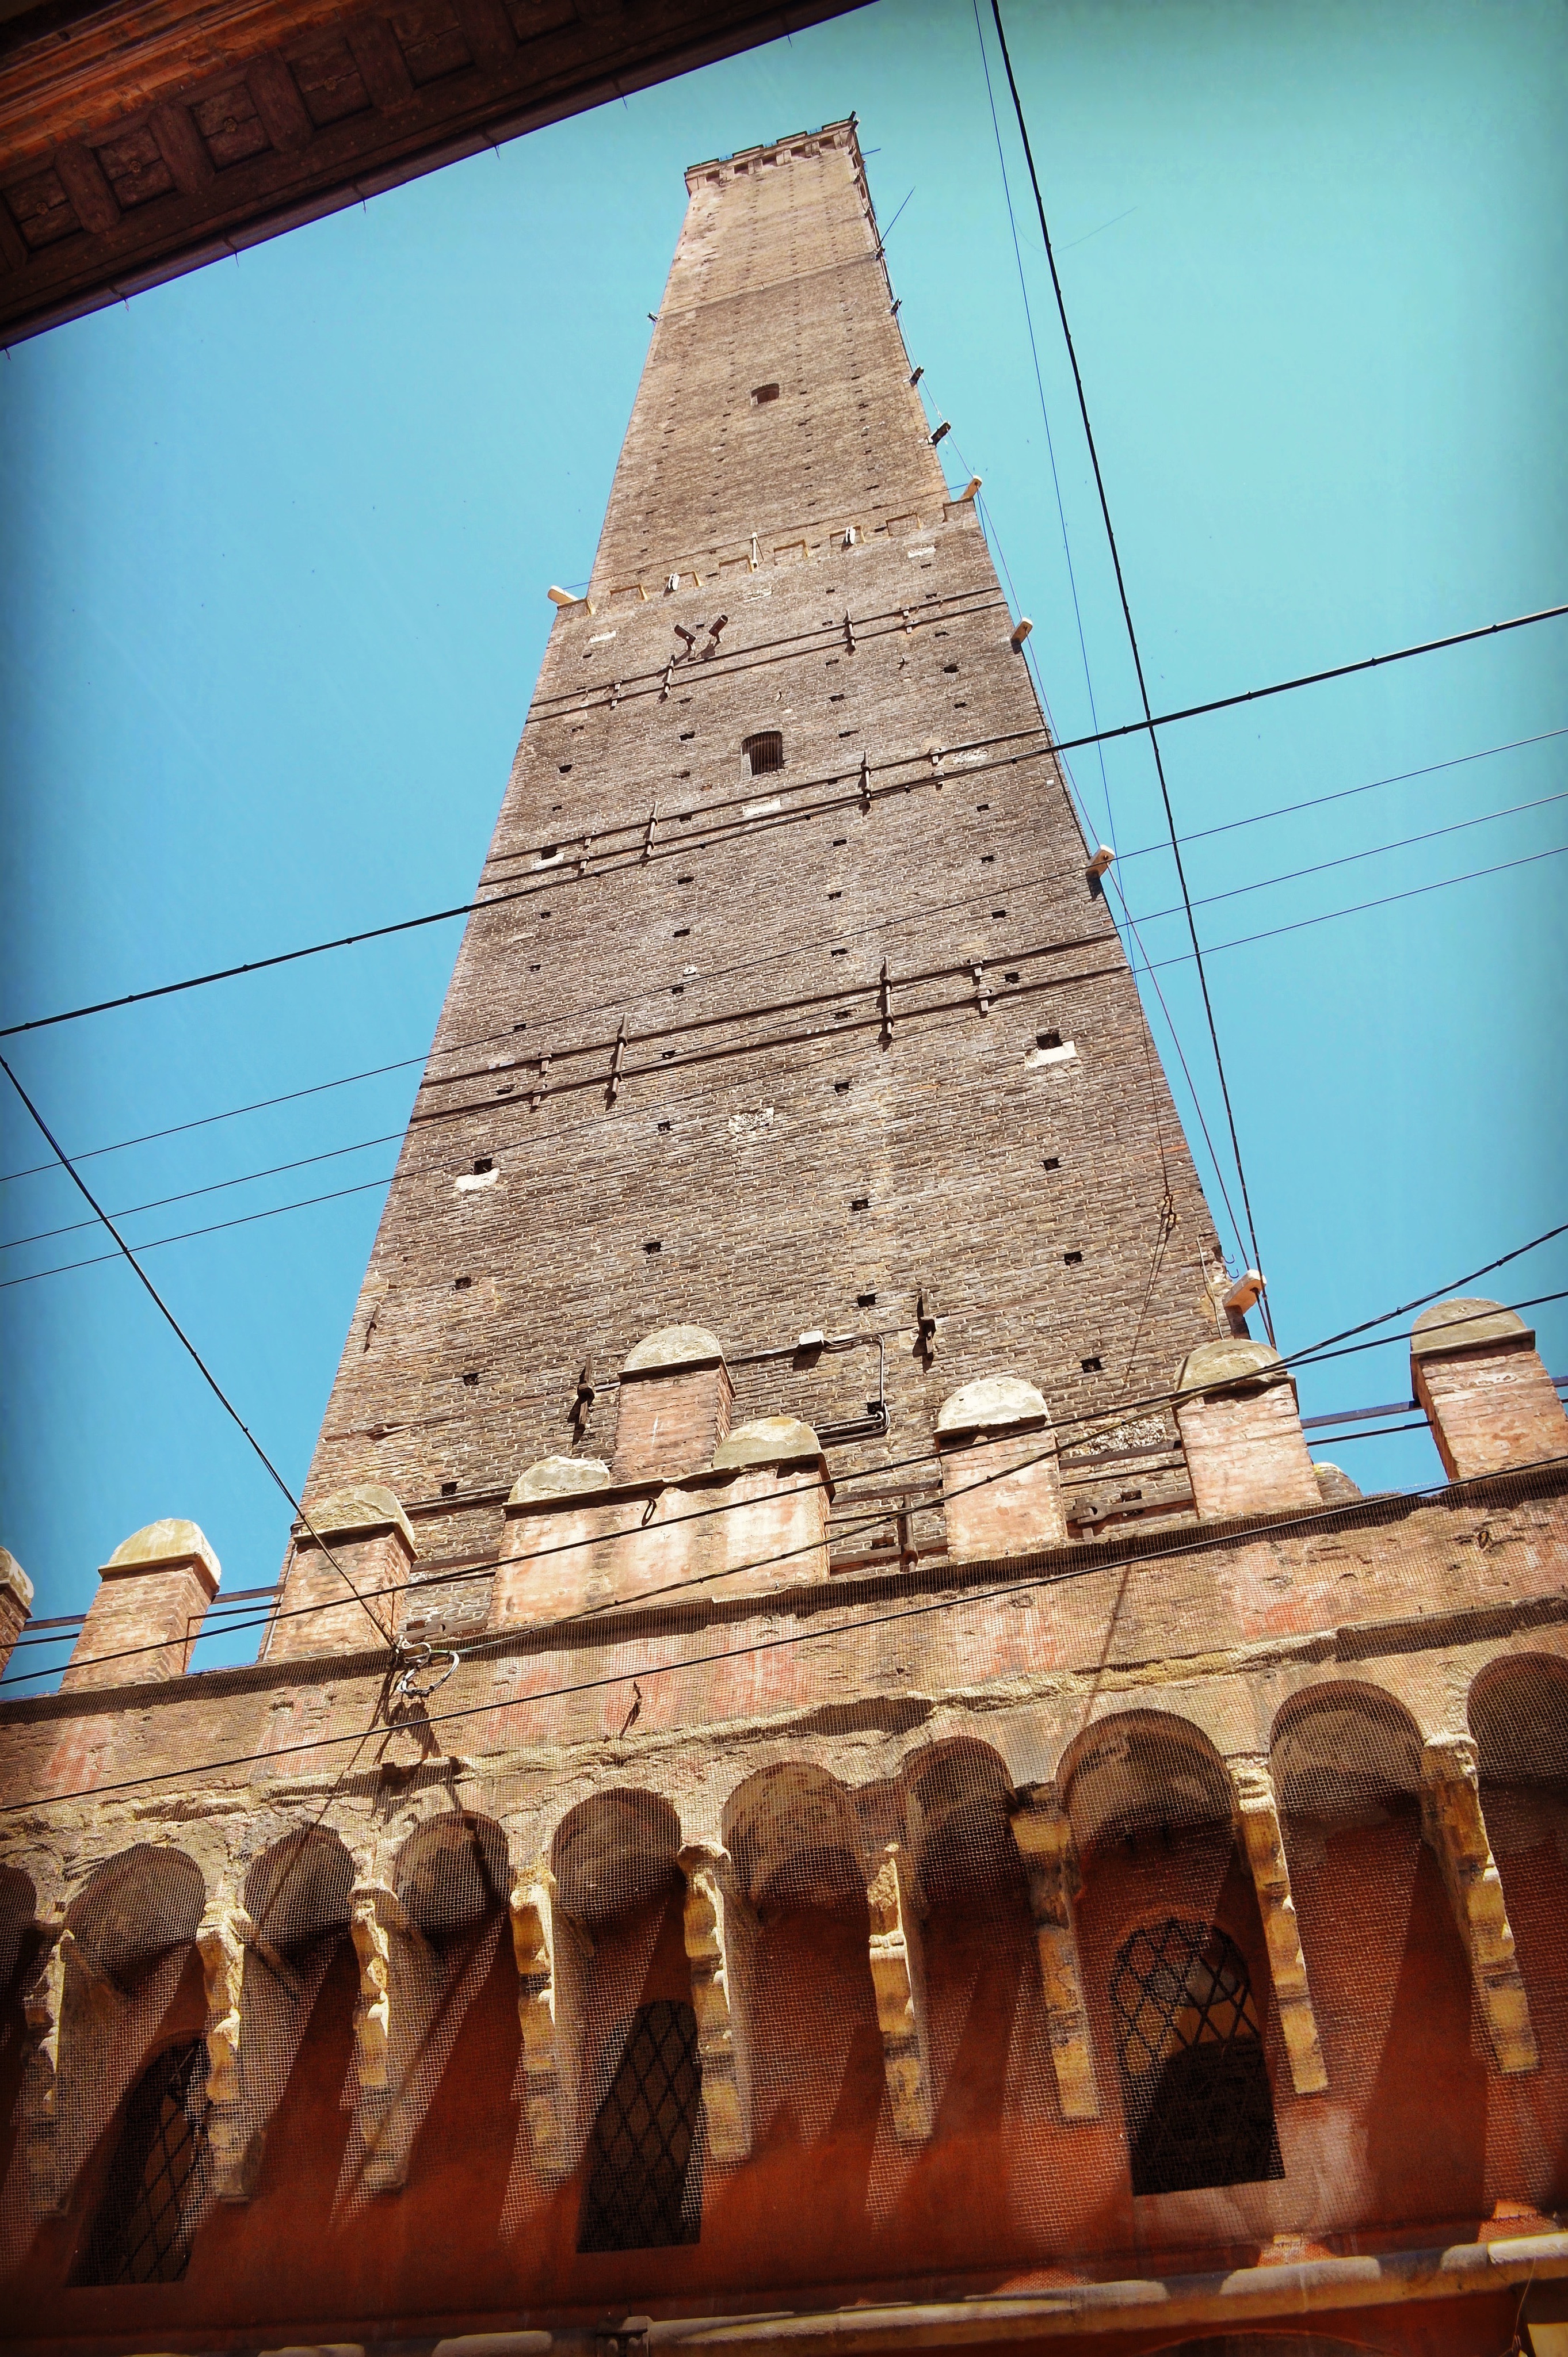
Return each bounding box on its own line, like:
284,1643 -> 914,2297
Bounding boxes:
990,0 -> 1270,1325
0,1054 -> 393,1647
1126,787 -> 1568,932
2,600 -> 1563,1046
12,787 -> 1559,1259
10,1440 -> 1567,1811
7,840 -> 1566,1293
1113,723 -> 1568,867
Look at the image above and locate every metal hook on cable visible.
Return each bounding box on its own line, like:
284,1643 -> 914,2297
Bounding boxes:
388,1642 -> 461,1708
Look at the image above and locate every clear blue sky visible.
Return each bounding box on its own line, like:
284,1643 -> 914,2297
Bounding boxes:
2,0 -> 1564,1677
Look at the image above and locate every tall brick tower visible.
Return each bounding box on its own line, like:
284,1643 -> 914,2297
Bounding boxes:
10,116 -> 1565,2357
287,116 -> 1226,1637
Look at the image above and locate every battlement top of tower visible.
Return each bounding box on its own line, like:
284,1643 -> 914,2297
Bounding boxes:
684,117 -> 863,195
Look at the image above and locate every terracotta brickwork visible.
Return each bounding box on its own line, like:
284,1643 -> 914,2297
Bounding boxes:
1413,1301 -> 1568,1482
59,1519 -> 219,1691
293,121 -> 1224,1583
2,126 -> 1566,2357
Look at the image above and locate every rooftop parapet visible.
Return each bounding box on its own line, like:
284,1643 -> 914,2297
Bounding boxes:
936,1374 -> 1066,1560
1174,1340 -> 1322,1522
0,1547 -> 33,1676
266,1484 -> 411,1663
1411,1298 -> 1568,1481
614,1326 -> 734,1485
61,1519 -> 220,1692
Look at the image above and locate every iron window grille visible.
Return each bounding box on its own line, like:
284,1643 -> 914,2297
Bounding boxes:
742,731 -> 785,776
578,2000 -> 703,2252
1110,1918 -> 1284,2197
74,2038 -> 211,2284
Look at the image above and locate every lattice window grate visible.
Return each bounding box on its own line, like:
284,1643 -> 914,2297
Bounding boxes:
74,2038 -> 211,2284
1111,1918 -> 1284,2197
578,2000 -> 703,2251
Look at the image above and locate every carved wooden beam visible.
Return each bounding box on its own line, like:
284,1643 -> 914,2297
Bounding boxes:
1008,1791 -> 1100,2123
1226,1755 -> 1328,2096
678,1840 -> 753,2168
865,1840 -> 933,2141
1421,1737 -> 1539,2076
0,2 -> 871,346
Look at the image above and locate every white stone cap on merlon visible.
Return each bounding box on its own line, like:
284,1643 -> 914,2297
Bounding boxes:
100,1518 -> 221,1596
508,1457 -> 611,1508
1177,1338 -> 1292,1398
620,1325 -> 728,1380
937,1375 -> 1051,1441
297,1483 -> 415,1554
1411,1298 -> 1535,1360
711,1416 -> 824,1471
0,1547 -> 33,1614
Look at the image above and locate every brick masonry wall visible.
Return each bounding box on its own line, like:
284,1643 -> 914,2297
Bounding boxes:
291,123 -> 1229,1599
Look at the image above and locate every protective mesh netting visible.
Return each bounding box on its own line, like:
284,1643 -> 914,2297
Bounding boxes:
0,1468 -> 1565,2305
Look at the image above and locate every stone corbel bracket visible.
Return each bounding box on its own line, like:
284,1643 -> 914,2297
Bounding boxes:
678,1841 -> 754,2168
22,1916 -> 127,2217
20,1917 -> 70,2215
1421,1737 -> 1539,2075
509,1862 -> 588,2186
196,1900 -> 254,2195
865,1841 -> 934,2141
1226,1755 -> 1329,2096
1008,1790 -> 1101,2123
349,1882 -> 439,2192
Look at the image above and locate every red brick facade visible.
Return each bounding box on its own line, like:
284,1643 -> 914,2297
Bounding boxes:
2,123 -> 1567,2357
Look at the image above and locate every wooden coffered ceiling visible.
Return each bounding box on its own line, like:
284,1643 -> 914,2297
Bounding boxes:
0,0 -> 868,344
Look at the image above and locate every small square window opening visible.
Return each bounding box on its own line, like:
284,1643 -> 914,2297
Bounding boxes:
743,730 -> 785,776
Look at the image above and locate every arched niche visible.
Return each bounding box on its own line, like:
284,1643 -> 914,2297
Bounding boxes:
1059,1710 -> 1234,1869
0,1863 -> 36,2003
244,1828 -> 354,1958
901,1737 -> 1023,1913
718,1763 -> 883,2167
1470,1653 -> 1568,1788
1468,1651 -> 1568,2094
1271,1681 -> 1422,1832
395,1813 -> 510,1948
68,1844 -> 204,1992
550,1790 -> 680,1932
722,1761 -> 862,1919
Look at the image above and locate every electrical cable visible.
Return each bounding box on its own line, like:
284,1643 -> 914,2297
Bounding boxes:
9,1441 -> 1566,1814
9,1253 -> 1563,1688
0,1050 -> 430,1185
3,1128 -> 409,1252
1124,788 -> 1568,933
1139,840 -> 1568,975
0,1053 -> 395,1646
7,846 -> 1565,1290
1113,723 -> 1568,867
7,712 -> 1555,1216
968,0 -> 1118,847
991,0 -> 1272,1330
3,598 -> 1563,1044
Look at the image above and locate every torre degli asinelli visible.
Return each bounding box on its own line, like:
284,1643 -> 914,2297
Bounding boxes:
2,118 -> 1567,2357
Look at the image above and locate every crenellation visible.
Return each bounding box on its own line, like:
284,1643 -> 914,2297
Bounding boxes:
4,118 -> 1564,2357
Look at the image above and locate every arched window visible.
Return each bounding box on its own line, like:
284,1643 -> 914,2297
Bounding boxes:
1110,1920 -> 1283,2196
74,2039 -> 210,2284
577,2000 -> 703,2251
